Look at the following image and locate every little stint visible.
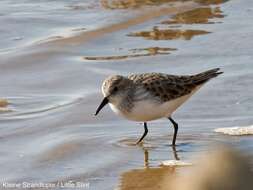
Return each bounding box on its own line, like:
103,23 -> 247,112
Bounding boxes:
95,68 -> 223,146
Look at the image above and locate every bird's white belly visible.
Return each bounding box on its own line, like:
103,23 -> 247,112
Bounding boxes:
126,100 -> 170,121
109,94 -> 189,121
109,86 -> 201,122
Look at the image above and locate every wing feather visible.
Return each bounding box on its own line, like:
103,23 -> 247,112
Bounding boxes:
128,73 -> 196,102
128,68 -> 222,102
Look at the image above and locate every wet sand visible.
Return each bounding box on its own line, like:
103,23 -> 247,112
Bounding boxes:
0,0 -> 253,189
119,147 -> 253,190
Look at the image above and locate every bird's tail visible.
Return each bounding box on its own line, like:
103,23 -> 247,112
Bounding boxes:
192,68 -> 223,85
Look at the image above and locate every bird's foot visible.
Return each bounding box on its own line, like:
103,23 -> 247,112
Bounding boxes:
135,141 -> 144,146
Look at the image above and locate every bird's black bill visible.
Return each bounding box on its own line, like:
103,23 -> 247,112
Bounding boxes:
95,97 -> 109,116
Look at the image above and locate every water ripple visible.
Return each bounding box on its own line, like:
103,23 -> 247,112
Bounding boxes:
0,95 -> 84,120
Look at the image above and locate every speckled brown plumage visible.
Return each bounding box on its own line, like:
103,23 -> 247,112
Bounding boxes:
128,68 -> 222,102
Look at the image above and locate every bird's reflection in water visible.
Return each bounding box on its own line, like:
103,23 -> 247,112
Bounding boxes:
119,145 -> 181,190
142,145 -> 180,168
143,148 -> 149,168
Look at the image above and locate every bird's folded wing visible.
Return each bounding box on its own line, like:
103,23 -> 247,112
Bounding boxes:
128,73 -> 196,102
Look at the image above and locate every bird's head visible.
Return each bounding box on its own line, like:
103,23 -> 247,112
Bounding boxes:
95,75 -> 132,115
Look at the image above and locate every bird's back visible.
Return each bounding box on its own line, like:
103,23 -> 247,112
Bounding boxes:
128,68 -> 222,103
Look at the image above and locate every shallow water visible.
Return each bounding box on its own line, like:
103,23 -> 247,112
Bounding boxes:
0,0 -> 253,189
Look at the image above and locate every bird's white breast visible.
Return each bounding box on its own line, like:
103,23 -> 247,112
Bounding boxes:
109,85 -> 201,122
126,94 -> 191,121
109,94 -> 190,122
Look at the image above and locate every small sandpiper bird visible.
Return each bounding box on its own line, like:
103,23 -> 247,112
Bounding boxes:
95,68 -> 222,146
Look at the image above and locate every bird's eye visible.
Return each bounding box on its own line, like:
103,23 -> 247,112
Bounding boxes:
113,87 -> 118,92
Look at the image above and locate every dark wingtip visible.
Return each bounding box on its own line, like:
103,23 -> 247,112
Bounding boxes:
213,68 -> 223,75
193,68 -> 223,85
216,71 -> 224,75
209,68 -> 223,73
213,69 -> 223,77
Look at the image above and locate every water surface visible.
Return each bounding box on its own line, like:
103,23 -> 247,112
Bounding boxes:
0,0 -> 253,189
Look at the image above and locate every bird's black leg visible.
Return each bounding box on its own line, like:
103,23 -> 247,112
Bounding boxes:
168,117 -> 178,146
172,145 -> 180,160
136,122 -> 148,144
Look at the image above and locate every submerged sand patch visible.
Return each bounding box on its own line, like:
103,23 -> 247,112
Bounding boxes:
83,47 -> 176,61
0,99 -> 8,107
128,28 -> 210,40
0,99 -> 10,113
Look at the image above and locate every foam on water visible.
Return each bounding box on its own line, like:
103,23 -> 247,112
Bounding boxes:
214,126 -> 253,136
161,160 -> 192,166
